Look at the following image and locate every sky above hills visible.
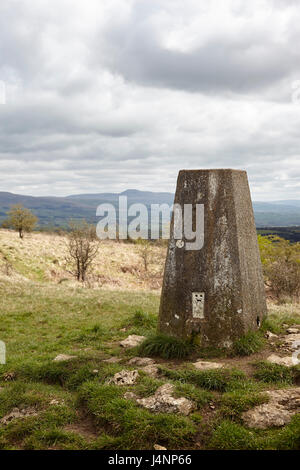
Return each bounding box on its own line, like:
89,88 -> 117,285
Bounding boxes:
0,0 -> 300,200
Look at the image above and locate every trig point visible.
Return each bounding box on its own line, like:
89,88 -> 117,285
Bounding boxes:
158,169 -> 267,348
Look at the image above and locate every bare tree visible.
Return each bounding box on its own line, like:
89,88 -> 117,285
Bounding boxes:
137,239 -> 153,272
65,220 -> 99,282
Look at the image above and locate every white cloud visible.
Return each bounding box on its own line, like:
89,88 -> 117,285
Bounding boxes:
0,0 -> 299,200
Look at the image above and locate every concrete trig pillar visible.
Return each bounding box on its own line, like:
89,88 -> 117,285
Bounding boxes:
158,169 -> 267,348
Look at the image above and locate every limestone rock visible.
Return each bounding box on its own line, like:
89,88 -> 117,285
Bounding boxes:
265,331 -> 278,340
242,388 -> 300,429
108,369 -> 139,386
53,354 -> 77,362
136,383 -> 196,416
0,407 -> 38,425
120,335 -> 146,348
267,354 -> 295,367
128,357 -> 155,366
49,399 -> 64,406
286,327 -> 299,334
282,334 -> 300,350
102,357 -> 122,364
154,444 -> 167,451
193,360 -> 224,370
141,364 -> 159,377
124,391 -> 138,400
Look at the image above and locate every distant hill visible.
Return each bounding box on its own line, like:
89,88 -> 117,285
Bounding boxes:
0,190 -> 299,229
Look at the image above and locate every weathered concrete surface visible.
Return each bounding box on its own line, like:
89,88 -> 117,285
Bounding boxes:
158,169 -> 267,348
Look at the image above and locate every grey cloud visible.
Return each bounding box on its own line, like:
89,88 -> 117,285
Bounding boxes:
0,0 -> 299,201
98,1 -> 300,95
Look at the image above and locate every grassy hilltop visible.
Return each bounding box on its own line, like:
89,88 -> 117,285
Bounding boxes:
0,229 -> 299,450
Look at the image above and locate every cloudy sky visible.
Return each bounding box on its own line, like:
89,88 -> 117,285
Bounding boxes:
0,0 -> 300,200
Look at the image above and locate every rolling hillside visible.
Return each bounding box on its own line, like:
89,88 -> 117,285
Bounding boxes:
0,190 -> 299,229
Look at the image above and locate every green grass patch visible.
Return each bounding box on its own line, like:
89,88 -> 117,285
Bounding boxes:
208,420 -> 260,450
209,415 -> 300,450
159,366 -> 252,392
232,331 -> 265,356
138,334 -> 194,360
134,375 -> 164,398
174,382 -> 213,409
220,390 -> 268,419
14,359 -> 123,390
123,309 -> 157,330
78,382 -> 196,449
253,361 -> 295,385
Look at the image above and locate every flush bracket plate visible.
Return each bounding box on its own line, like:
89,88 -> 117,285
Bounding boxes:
192,292 -> 205,319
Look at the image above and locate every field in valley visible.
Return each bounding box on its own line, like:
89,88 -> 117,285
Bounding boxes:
0,229 -> 299,450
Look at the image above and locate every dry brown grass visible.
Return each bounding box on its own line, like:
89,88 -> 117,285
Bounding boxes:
0,229 -> 166,291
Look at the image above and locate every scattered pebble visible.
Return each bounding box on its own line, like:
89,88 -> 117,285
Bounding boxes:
53,354 -> 77,362
154,444 -> 167,451
265,331 -> 278,340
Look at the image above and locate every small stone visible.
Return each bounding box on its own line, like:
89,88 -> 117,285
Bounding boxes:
102,357 -> 121,363
2,372 -> 16,381
108,369 -> 139,386
265,331 -> 278,339
242,388 -> 300,429
141,364 -> 159,378
124,391 -> 138,400
154,444 -> 167,451
286,327 -> 299,334
128,357 -> 155,366
282,333 -> 300,350
120,335 -> 146,348
193,360 -> 224,370
267,354 -> 295,367
49,399 -> 64,406
53,354 -> 77,362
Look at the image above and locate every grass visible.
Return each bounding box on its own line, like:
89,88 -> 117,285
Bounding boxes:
78,382 -> 196,449
0,230 -> 300,450
219,390 -> 269,419
138,334 -> 194,359
158,365 -> 259,393
232,331 -> 265,356
208,415 -> 300,450
253,361 -> 296,385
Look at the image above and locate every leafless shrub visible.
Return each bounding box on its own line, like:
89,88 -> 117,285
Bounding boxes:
65,220 -> 99,282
